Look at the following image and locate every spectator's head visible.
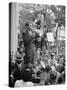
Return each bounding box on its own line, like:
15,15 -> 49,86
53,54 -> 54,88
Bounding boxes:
22,68 -> 32,82
25,22 -> 30,30
45,65 -> 51,73
49,72 -> 57,84
56,65 -> 64,73
25,22 -> 29,27
57,75 -> 65,84
37,71 -> 41,77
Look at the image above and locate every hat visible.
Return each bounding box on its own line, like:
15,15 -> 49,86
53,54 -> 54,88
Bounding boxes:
16,54 -> 23,62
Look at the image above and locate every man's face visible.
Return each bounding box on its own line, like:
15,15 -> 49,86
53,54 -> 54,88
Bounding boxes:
16,61 -> 22,64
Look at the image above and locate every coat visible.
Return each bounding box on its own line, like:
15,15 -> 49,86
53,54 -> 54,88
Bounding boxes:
22,30 -> 34,64
9,62 -> 22,87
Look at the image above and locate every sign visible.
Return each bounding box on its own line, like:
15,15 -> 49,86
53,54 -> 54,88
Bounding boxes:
46,32 -> 54,42
57,26 -> 65,40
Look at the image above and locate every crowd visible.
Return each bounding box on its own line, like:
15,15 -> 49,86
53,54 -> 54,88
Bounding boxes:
9,10 -> 65,87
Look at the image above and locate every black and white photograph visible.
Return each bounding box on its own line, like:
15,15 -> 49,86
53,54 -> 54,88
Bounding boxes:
9,3 -> 65,87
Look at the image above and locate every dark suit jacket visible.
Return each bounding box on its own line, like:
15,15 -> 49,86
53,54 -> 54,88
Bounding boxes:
13,63 -> 23,81
22,30 -> 34,64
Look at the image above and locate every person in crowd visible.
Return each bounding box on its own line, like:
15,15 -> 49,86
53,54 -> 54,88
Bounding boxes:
21,65 -> 40,84
22,67 -> 33,82
49,71 -> 57,84
22,22 -> 34,65
57,73 -> 65,84
10,55 -> 24,87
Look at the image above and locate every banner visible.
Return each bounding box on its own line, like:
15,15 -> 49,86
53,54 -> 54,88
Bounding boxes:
46,32 -> 54,42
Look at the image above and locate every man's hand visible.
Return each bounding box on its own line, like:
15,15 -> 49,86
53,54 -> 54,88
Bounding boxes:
10,74 -> 14,80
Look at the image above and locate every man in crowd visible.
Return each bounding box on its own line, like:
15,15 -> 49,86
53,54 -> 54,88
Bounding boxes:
9,54 -> 24,87
22,22 -> 34,65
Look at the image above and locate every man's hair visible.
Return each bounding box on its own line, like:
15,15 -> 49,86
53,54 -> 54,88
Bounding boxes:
25,22 -> 29,27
